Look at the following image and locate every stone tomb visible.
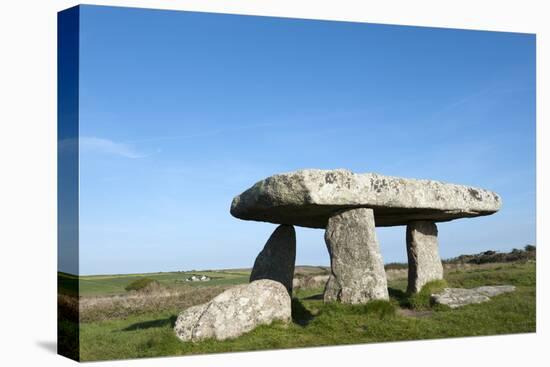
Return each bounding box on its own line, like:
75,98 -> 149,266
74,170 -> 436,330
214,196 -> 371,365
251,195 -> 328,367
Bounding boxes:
231,169 -> 501,303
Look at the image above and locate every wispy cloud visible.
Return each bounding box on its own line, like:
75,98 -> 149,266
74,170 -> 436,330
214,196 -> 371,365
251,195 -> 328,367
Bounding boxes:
80,137 -> 146,158
57,136 -> 146,159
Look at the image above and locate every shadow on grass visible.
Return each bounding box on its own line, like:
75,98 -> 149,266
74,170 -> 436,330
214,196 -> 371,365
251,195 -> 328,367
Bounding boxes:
389,280 -> 448,310
122,315 -> 177,332
388,287 -> 410,308
292,298 -> 316,327
302,293 -> 324,300
120,296 -> 323,332
121,298 -> 320,332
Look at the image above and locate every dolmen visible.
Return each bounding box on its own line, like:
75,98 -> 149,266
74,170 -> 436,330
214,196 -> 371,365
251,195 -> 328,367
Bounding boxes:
231,169 -> 501,303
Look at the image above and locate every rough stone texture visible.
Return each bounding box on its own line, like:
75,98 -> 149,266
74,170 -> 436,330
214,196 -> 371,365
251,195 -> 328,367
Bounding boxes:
431,285 -> 516,308
230,169 -> 501,228
406,221 -> 444,293
174,279 -> 291,342
475,285 -> 517,297
250,225 -> 296,294
324,208 -> 389,303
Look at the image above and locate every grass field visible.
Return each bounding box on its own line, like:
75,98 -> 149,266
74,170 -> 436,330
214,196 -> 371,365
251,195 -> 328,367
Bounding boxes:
59,270 -> 251,297
71,261 -> 536,361
59,265 -> 333,297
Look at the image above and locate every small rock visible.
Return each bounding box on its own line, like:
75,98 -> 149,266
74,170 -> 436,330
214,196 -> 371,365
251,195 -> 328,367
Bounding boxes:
174,279 -> 291,342
431,285 -> 516,308
431,288 -> 490,308
475,285 -> 516,297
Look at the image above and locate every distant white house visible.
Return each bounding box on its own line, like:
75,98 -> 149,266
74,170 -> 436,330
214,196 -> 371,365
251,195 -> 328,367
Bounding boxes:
185,274 -> 211,282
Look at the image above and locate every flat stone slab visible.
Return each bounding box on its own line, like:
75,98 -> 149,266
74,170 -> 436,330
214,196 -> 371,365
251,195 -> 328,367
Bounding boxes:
431,285 -> 516,308
230,169 -> 501,228
475,285 -> 517,297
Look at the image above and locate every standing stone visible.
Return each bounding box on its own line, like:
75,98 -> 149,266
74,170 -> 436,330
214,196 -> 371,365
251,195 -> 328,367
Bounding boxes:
406,221 -> 444,293
324,208 -> 389,303
250,224 -> 296,294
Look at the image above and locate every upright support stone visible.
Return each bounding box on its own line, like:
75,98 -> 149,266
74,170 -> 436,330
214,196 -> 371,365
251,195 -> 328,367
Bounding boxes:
324,208 -> 389,304
406,221 -> 444,293
250,225 -> 296,294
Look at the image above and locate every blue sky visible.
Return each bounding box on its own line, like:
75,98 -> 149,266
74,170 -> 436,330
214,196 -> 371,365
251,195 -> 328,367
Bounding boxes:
72,5 -> 535,275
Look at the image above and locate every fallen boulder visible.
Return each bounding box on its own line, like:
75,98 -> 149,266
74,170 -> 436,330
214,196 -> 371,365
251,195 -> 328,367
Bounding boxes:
431,285 -> 516,308
174,279 -> 291,342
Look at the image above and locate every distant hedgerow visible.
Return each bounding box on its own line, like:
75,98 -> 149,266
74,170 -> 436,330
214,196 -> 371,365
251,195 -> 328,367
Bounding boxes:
124,278 -> 160,292
443,245 -> 536,265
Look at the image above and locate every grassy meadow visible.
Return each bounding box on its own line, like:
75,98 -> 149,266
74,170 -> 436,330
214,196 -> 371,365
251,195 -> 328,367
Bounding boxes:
59,269 -> 251,297
61,261 -> 536,361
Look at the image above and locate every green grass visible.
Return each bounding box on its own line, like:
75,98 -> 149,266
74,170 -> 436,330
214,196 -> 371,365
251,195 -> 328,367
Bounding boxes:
78,262 -> 535,361
59,270 -> 250,297
402,279 -> 449,310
